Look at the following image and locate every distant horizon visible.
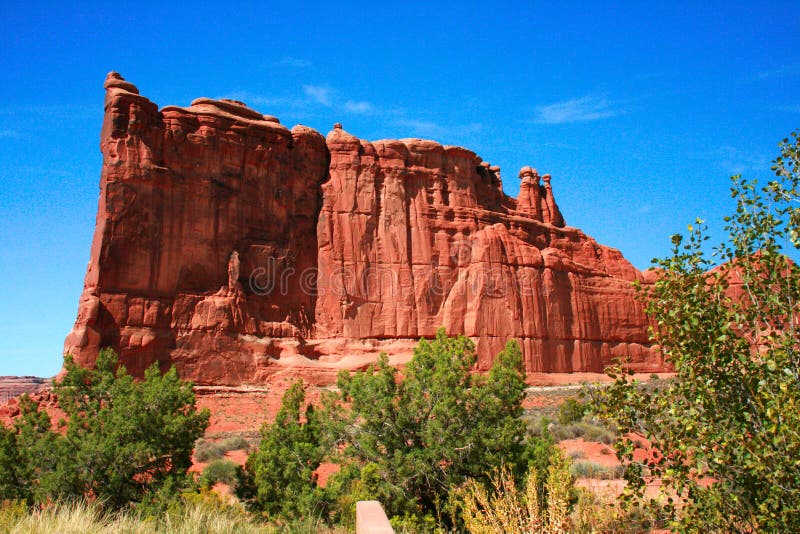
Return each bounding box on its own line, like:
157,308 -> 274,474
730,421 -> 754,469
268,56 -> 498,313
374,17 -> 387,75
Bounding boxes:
1,1 -> 798,376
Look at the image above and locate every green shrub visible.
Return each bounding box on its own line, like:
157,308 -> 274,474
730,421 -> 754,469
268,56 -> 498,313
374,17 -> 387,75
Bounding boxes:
200,460 -> 240,489
194,440 -> 226,463
220,435 -> 249,451
577,422 -> 616,444
241,330 -> 543,530
557,398 -> 587,425
238,380 -> 325,520
0,348 -> 209,509
329,330 -> 531,526
548,418 -> 616,445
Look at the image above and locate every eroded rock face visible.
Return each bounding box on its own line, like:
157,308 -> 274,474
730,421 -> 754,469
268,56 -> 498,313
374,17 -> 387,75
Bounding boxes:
0,377 -> 49,406
64,73 -> 661,384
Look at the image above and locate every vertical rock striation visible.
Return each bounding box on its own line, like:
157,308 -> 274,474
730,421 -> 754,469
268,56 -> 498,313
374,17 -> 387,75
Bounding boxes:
64,74 -> 660,384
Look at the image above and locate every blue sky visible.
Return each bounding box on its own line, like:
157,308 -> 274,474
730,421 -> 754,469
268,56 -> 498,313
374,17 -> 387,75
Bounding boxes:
0,1 -> 798,376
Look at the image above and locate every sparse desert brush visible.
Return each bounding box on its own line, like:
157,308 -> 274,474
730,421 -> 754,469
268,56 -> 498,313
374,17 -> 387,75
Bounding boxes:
567,449 -> 586,460
453,448 -> 572,534
570,461 -> 624,480
194,435 -> 250,463
577,421 -> 616,444
200,459 -> 240,489
571,488 -> 669,534
548,418 -> 616,445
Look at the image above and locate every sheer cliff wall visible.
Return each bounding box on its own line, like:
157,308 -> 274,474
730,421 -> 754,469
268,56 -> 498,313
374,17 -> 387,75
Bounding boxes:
64,73 -> 660,384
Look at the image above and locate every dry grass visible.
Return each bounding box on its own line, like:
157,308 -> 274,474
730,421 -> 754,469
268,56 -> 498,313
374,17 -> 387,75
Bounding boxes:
455,449 -> 572,534
0,499 -> 345,534
193,435 -> 251,463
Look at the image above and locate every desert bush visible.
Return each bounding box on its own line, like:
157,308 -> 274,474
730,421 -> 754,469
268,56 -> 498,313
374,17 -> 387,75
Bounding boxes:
571,488 -> 669,534
570,461 -> 624,480
548,419 -> 616,445
194,440 -> 225,463
194,435 -> 249,463
567,449 -> 586,460
241,330 -> 547,530
327,330 -> 533,528
0,348 -> 209,510
577,421 -> 616,444
200,460 -> 240,489
453,448 -> 573,534
237,380 -> 326,521
0,499 -> 26,532
557,398 -> 588,425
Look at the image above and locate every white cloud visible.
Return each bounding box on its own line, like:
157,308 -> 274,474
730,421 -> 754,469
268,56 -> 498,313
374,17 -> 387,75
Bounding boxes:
343,100 -> 374,114
535,95 -> 620,124
221,86 -> 379,118
303,85 -> 333,106
715,146 -> 770,175
395,119 -> 482,140
220,91 -> 296,108
0,129 -> 21,139
275,57 -> 312,68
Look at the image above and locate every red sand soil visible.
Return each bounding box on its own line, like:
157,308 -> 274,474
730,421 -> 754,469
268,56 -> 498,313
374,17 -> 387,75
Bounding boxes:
558,438 -> 619,467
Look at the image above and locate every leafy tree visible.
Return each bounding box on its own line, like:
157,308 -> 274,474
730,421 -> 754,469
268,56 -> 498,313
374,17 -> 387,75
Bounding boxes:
240,330 -> 548,529
237,379 -> 325,519
592,132 -> 800,532
0,348 -> 209,509
329,328 -> 531,525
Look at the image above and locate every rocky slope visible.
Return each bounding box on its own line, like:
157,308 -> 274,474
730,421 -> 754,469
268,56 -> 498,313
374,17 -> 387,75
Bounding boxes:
64,73 -> 661,385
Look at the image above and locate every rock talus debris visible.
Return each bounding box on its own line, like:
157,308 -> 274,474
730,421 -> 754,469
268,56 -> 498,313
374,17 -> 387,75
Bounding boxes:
64,74 -> 662,384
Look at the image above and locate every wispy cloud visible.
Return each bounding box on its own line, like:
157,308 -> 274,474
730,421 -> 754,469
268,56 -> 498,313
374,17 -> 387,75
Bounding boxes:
534,95 -> 620,124
303,84 -> 333,106
774,105 -> 800,113
0,103 -> 96,121
275,57 -> 312,68
394,119 -> 482,140
223,84 -> 378,117
343,100 -> 374,114
715,146 -> 770,175
221,91 -> 296,108
754,63 -> 800,81
0,129 -> 22,139
222,86 -> 477,142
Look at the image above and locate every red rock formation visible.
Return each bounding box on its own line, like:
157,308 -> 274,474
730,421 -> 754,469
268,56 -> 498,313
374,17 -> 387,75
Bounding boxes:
0,377 -> 49,406
64,73 -> 661,385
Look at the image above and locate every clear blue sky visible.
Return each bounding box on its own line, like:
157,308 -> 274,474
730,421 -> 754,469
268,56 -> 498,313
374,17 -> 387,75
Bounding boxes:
0,1 -> 798,376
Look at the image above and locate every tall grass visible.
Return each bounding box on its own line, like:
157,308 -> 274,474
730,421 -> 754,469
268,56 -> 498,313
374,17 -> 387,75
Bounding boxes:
0,499 -> 346,534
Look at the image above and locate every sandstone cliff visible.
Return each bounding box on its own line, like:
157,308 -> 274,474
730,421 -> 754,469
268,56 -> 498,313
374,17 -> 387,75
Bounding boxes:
64,73 -> 661,384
